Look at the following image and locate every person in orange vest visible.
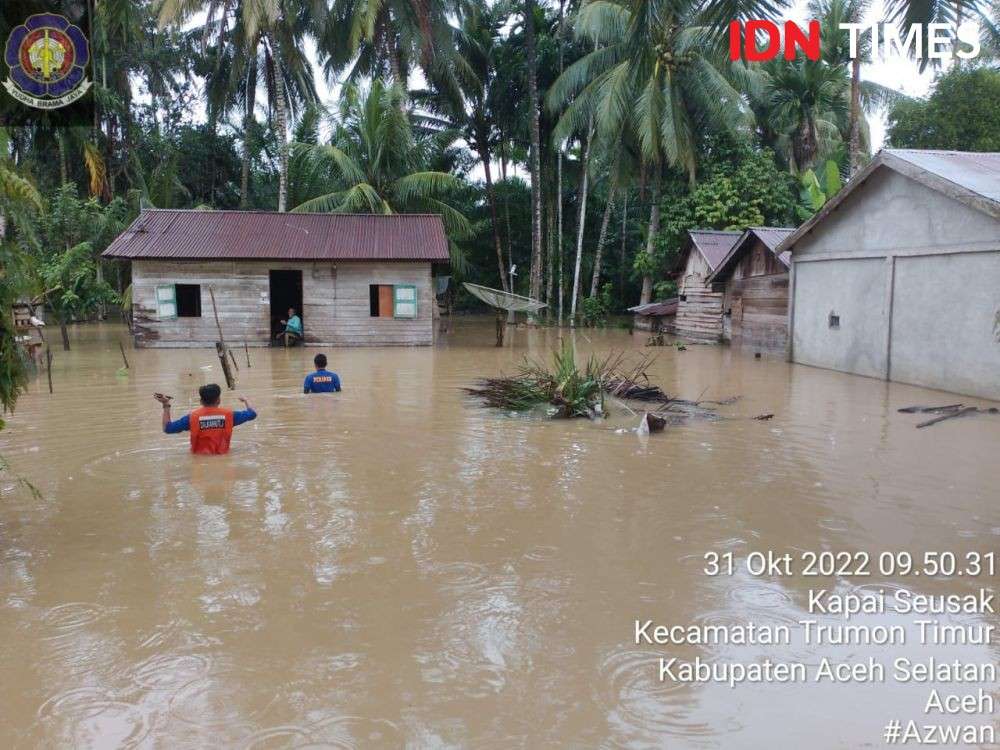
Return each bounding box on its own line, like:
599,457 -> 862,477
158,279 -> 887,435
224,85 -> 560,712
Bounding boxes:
155,384 -> 257,455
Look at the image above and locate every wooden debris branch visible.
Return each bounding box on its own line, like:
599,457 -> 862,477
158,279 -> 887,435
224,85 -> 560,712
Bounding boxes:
244,342 -> 251,368
118,340 -> 130,369
899,404 -> 999,429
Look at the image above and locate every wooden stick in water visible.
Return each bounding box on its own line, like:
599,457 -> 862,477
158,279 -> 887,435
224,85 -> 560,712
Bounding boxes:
216,342 -> 236,390
45,346 -> 53,394
244,341 -> 251,368
209,286 -> 226,347
229,348 -> 240,372
118,340 -> 130,369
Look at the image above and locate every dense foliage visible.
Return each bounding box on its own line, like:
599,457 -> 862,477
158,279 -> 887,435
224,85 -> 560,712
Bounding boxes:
887,67 -> 1000,152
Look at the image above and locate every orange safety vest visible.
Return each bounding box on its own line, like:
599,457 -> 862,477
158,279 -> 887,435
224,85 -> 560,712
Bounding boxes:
188,406 -> 235,455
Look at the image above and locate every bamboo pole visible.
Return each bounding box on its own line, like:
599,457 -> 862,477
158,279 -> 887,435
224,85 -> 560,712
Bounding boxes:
244,342 -> 251,368
118,340 -> 129,369
45,346 -> 53,393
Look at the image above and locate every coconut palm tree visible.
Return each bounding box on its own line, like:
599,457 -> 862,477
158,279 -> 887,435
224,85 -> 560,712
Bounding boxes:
425,3 -> 510,291
761,56 -> 848,172
158,0 -> 318,211
291,80 -> 471,268
547,0 -> 767,304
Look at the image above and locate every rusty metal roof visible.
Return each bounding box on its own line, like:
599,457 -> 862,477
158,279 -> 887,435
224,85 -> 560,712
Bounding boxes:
687,230 -> 742,270
102,209 -> 451,262
777,149 -> 1000,256
707,227 -> 794,283
629,298 -> 679,316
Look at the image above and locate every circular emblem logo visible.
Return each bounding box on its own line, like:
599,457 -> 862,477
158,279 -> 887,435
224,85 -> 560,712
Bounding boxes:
3,14 -> 91,109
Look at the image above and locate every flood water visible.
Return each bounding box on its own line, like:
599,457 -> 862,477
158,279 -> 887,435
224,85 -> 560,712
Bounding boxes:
2,319 -> 1000,748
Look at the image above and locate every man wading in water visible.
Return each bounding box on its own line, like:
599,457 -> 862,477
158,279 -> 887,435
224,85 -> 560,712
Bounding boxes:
155,385 -> 257,455
303,353 -> 341,394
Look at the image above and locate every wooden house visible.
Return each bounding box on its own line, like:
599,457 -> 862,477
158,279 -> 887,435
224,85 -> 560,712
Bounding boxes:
103,209 -> 449,348
672,230 -> 741,341
707,227 -> 794,354
779,149 -> 1000,401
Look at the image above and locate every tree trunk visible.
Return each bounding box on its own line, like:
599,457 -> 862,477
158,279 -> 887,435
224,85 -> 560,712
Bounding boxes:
570,128 -> 593,326
60,321 -> 70,351
639,181 -> 661,306
58,135 -> 68,185
240,56 -> 258,209
479,146 -> 508,292
524,0 -> 544,316
546,189 -> 555,312
793,117 -> 817,173
848,57 -> 862,175
271,47 -> 290,213
556,145 -> 564,324
618,190 -> 628,301
590,187 -> 616,298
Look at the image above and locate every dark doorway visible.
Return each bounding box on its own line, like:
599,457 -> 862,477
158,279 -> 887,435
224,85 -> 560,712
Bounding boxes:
269,270 -> 304,337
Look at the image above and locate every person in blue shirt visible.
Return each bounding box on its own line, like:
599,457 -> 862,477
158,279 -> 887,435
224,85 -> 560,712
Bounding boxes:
304,353 -> 341,394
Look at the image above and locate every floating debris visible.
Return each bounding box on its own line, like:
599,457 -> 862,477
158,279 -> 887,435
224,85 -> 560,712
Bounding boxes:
898,404 -> 999,429
466,345 -> 733,426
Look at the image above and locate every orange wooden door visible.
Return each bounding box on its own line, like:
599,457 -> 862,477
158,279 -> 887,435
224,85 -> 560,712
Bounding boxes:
378,285 -> 394,317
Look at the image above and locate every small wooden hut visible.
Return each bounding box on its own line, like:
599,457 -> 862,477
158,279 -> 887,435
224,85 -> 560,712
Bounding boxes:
628,298 -> 678,332
672,230 -> 741,341
707,227 -> 794,354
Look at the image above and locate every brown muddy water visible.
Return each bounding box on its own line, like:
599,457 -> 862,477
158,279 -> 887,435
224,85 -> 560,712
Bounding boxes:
1,320 -> 999,749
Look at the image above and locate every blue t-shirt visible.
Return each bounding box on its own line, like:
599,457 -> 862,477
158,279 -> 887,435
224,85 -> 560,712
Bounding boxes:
164,408 -> 257,433
304,369 -> 341,393
286,315 -> 303,334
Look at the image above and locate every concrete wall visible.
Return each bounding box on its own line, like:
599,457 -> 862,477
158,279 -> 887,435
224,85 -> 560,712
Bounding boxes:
792,258 -> 888,379
789,166 -> 1000,401
131,259 -> 435,348
891,252 -> 1000,400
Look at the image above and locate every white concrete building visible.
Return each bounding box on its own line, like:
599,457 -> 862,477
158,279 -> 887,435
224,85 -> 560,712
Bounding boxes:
779,149 -> 1000,401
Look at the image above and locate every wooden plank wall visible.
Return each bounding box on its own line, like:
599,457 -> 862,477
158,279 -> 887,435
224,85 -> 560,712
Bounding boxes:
131,260 -> 434,347
720,239 -> 789,353
674,250 -> 723,341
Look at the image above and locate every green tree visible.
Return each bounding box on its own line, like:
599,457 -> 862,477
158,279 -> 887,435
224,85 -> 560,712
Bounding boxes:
159,0 -> 319,211
29,186 -> 128,350
886,66 -> 1000,151
0,129 -> 44,414
291,80 -> 471,268
547,0 -> 770,304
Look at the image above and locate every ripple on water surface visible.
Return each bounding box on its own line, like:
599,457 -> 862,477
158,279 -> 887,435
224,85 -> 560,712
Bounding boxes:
304,716 -> 404,749
41,602 -> 113,636
35,687 -> 150,749
595,648 -> 738,745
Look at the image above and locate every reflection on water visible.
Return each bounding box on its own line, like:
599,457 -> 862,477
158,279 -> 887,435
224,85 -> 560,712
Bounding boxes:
2,320 -> 1000,748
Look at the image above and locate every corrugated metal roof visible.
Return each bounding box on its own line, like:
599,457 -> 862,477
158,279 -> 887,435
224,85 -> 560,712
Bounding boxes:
752,227 -> 795,252
102,209 -> 451,262
629,298 -> 679,316
888,149 -> 1000,203
688,230 -> 742,270
706,227 -> 795,283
